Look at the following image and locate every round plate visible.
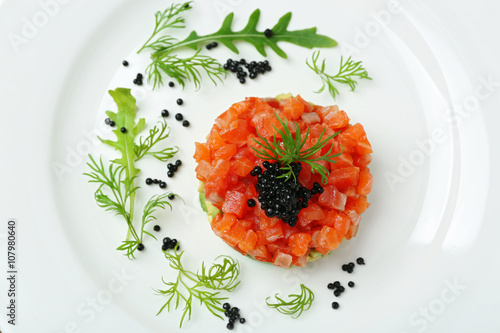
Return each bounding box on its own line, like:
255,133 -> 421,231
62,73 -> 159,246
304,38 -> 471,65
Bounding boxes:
1,0 -> 499,332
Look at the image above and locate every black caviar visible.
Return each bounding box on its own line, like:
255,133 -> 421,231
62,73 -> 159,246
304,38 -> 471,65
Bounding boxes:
168,194 -> 175,200
247,199 -> 256,207
122,60 -> 129,66
153,225 -> 161,232
348,281 -> 355,288
356,257 -> 365,265
222,303 -> 245,330
332,302 -> 339,309
162,237 -> 179,251
159,181 -> 167,189
145,178 -> 153,185
182,120 -> 190,127
133,73 -> 143,86
251,161 -> 322,227
161,109 -> 169,117
168,81 -> 175,87
137,243 -> 145,251
175,113 -> 183,121
176,98 -> 183,105
264,29 -> 273,37
206,42 -> 218,50
223,58 -> 272,84
120,127 -> 127,133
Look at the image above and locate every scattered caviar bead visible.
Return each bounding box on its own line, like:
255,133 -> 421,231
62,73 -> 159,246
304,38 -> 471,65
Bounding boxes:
333,281 -> 340,288
338,286 -> 345,292
247,199 -> 256,207
159,182 -> 167,189
161,244 -> 168,251
226,323 -> 234,330
161,109 -> 169,117
176,98 -> 183,105
153,179 -> 159,184
167,163 -> 175,171
342,264 -> 348,271
137,243 -> 145,251
105,118 -> 111,125
168,81 -> 174,87
264,29 -> 273,37
170,239 -> 177,247
348,281 -> 355,288
334,290 -> 341,297
228,318 -> 235,324
171,165 -> 178,172
347,267 -> 353,274
167,171 -> 174,178
153,225 -> 161,232
332,302 -> 339,309
356,257 -> 365,265
223,303 -> 230,310
224,310 -> 230,317
348,262 -> 355,268
182,120 -> 190,127
327,283 -> 335,290
163,237 -> 171,244
145,178 -> 153,185
168,194 -> 175,200
239,78 -> 246,84
175,113 -> 183,121
121,127 -> 127,133
122,60 -> 129,66
109,120 -> 115,127
239,318 -> 246,324
175,160 -> 182,166
231,307 -> 239,313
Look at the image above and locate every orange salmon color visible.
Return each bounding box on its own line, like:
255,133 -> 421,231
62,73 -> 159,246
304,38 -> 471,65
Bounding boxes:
195,95 -> 373,268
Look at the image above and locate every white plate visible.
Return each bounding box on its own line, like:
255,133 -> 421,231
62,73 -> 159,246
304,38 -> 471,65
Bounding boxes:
1,0 -> 500,332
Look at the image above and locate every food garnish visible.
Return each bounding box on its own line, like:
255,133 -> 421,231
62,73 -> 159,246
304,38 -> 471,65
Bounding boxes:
84,88 -> 179,259
138,2 -> 337,89
307,50 -> 371,99
156,249 -> 241,327
251,114 -> 342,184
265,284 -> 314,318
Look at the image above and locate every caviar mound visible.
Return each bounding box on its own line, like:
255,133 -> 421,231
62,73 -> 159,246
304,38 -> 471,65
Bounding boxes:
194,95 -> 373,268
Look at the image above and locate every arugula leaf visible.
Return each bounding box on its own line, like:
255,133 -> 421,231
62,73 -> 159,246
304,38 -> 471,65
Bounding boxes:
99,88 -> 145,180
152,9 -> 337,60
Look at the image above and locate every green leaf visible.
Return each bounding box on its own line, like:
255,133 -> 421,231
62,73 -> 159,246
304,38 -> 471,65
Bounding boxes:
152,9 -> 337,60
99,88 -> 145,181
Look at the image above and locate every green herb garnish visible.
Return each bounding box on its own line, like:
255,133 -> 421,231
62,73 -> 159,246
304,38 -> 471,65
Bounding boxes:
251,114 -> 342,184
266,284 -> 315,319
139,3 -> 337,89
307,50 -> 372,99
156,249 -> 241,327
84,88 -> 179,259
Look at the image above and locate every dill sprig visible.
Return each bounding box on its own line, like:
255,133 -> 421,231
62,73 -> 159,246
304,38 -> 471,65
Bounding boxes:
251,114 -> 342,184
156,250 -> 241,327
266,284 -> 315,319
138,2 -> 193,53
307,50 -> 372,99
146,50 -> 226,90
